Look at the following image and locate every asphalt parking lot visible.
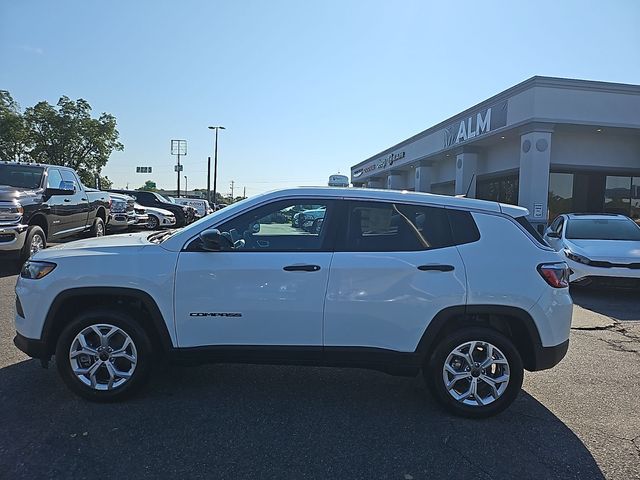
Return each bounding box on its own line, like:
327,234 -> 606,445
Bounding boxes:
0,258 -> 638,479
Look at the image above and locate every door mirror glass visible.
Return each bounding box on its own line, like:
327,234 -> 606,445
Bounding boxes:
199,228 -> 234,251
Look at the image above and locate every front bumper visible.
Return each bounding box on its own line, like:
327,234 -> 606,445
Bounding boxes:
0,224 -> 29,252
108,213 -> 137,230
567,257 -> 640,283
14,332 -> 48,360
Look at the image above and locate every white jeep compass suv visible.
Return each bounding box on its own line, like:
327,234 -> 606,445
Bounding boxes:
14,188 -> 572,418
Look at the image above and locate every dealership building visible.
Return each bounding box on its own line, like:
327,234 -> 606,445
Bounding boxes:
350,76 -> 640,230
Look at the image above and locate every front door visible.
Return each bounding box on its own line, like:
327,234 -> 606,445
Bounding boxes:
174,198 -> 338,348
323,200 -> 467,353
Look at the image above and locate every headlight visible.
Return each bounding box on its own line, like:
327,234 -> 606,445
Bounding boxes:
111,201 -> 126,213
21,261 -> 57,279
564,249 -> 591,265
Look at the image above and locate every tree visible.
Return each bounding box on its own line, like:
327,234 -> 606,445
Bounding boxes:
140,180 -> 157,191
23,96 -> 123,186
0,90 -> 30,162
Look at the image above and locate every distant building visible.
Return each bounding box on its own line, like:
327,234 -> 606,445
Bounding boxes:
350,76 -> 640,229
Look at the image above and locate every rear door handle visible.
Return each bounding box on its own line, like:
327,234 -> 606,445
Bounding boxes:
283,264 -> 321,272
418,264 -> 454,272
63,199 -> 71,202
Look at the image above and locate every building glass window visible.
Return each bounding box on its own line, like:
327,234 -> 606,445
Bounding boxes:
431,182 -> 455,196
630,177 -> 640,224
476,174 -> 519,205
548,173 -> 574,221
604,176 -> 632,215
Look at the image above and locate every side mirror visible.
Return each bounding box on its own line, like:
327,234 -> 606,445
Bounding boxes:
199,228 -> 234,251
45,181 -> 75,196
251,223 -> 260,234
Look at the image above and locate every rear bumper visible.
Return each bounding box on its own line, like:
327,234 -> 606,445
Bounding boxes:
0,224 -> 28,252
531,339 -> 569,371
14,332 -> 48,359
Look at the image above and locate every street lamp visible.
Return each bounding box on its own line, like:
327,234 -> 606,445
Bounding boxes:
208,126 -> 225,207
184,175 -> 188,194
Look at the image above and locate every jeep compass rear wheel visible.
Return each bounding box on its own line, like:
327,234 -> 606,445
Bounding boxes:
426,327 -> 523,418
55,308 -> 153,402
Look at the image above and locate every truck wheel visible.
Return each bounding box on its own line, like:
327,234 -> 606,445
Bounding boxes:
55,308 -> 153,402
91,217 -> 105,237
20,225 -> 46,261
425,327 -> 523,418
146,215 -> 159,230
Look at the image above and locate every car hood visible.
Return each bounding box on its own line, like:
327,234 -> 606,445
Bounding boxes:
32,231 -> 154,260
144,206 -> 174,216
564,239 -> 640,262
0,185 -> 41,203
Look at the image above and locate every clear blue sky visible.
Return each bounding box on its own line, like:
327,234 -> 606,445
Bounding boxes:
2,0 -> 639,196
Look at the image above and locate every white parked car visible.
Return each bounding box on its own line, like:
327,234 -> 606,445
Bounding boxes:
144,206 -> 176,230
13,187 -> 572,417
544,213 -> 640,287
170,197 -> 213,217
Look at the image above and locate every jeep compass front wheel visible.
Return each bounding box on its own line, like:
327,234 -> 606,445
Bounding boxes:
426,327 -> 523,418
55,308 -> 153,401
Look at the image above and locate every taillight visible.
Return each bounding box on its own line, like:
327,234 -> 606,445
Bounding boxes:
538,262 -> 570,288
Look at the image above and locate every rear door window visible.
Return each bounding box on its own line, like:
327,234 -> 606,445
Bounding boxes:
341,201 -> 453,252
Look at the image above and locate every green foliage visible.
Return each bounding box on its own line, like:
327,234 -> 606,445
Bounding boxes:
23,96 -> 124,186
0,91 -> 123,187
0,91 -> 30,162
140,180 -> 157,191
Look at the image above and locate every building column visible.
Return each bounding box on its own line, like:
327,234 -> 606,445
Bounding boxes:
415,166 -> 432,193
367,178 -> 384,189
455,152 -> 478,197
518,131 -> 552,228
387,173 -> 404,190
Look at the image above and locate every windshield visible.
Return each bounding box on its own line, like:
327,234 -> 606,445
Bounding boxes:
0,165 -> 45,189
565,218 -> 640,241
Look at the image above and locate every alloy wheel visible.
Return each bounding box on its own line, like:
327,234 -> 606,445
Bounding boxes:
442,340 -> 510,407
30,234 -> 44,256
69,324 -> 138,391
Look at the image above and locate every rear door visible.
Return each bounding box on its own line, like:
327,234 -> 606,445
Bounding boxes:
323,200 -> 467,353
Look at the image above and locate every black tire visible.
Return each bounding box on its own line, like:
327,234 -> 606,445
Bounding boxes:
90,216 -> 105,237
20,225 -> 46,262
425,327 -> 523,418
146,215 -> 159,230
55,308 -> 154,402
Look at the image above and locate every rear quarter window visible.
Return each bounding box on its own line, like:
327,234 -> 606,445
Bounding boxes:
447,209 -> 480,245
515,216 -> 550,247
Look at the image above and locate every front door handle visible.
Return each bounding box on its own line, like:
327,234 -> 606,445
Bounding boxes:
283,264 -> 321,272
418,264 -> 455,272
63,199 -> 71,202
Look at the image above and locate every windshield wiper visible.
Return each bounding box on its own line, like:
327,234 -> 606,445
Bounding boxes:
148,229 -> 175,243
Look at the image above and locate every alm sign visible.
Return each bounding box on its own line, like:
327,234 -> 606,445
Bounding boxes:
443,100 -> 508,148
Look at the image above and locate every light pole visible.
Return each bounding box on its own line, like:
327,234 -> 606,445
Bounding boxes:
208,126 -> 225,207
184,175 -> 188,195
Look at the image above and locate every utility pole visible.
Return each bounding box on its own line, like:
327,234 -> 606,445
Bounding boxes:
230,180 -> 235,200
243,186 -> 246,198
208,126 -> 225,207
207,156 -> 211,203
